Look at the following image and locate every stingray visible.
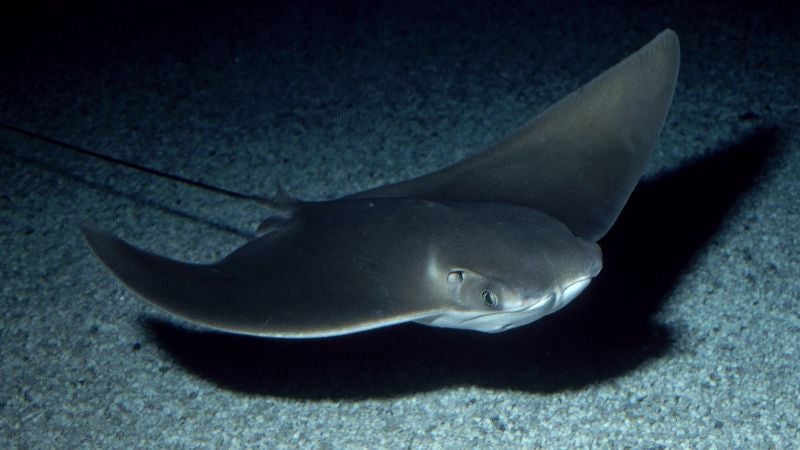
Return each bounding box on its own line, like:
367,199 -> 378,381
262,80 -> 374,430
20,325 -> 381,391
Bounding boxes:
82,29 -> 680,338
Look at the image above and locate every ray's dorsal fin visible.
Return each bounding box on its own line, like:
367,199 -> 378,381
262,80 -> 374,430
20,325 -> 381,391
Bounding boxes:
349,29 -> 680,241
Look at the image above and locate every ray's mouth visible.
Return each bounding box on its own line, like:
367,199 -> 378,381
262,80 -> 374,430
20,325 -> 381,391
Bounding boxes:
519,276 -> 593,314
556,276 -> 593,309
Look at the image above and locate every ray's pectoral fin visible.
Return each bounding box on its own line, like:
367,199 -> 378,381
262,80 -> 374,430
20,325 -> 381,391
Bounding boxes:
81,225 -> 237,328
350,29 -> 680,241
82,225 -> 319,337
81,222 -> 439,338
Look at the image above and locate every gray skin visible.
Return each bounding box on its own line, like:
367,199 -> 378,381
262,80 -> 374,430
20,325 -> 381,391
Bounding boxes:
82,200 -> 601,337
82,30 -> 680,338
351,29 -> 681,241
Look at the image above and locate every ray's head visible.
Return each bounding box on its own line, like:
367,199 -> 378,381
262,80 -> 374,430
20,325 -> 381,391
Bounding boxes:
416,203 -> 602,333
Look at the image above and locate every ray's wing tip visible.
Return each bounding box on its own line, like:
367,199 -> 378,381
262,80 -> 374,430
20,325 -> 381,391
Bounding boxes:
647,28 -> 678,50
621,29 -> 679,74
80,223 -> 120,254
658,28 -> 679,43
80,223 -> 142,274
650,28 -> 681,69
80,223 -> 110,256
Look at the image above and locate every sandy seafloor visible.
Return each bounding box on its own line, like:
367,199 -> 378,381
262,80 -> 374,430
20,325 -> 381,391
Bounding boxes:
1,0 -> 798,448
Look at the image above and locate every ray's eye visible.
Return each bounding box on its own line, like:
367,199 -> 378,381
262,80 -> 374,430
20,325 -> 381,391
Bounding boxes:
482,290 -> 499,308
447,271 -> 464,284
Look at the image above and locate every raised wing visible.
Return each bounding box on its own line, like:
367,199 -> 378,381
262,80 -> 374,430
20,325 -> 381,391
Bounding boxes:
349,29 -> 680,241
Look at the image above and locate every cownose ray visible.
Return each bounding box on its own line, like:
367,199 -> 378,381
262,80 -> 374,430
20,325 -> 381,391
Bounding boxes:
82,29 -> 680,338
